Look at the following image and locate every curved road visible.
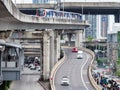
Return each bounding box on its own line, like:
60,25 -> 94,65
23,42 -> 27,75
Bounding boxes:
54,48 -> 95,90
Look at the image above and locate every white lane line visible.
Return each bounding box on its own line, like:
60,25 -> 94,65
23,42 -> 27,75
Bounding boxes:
80,54 -> 89,90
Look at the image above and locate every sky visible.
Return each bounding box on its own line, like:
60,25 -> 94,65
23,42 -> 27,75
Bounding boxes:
12,0 -> 120,4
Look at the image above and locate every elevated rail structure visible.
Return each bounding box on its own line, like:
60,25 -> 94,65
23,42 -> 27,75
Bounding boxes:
0,0 -> 89,82
0,0 -> 89,30
17,2 -> 120,22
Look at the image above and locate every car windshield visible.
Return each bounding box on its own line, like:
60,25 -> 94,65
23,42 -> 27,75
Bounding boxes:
62,76 -> 69,81
78,50 -> 83,54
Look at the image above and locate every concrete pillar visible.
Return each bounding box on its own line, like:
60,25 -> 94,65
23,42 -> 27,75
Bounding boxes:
54,31 -> 61,62
75,30 -> 83,47
43,31 -> 50,80
49,30 -> 61,72
56,34 -> 61,60
115,10 -> 120,23
0,51 -> 2,82
67,33 -> 72,46
50,30 -> 55,71
54,31 -> 58,62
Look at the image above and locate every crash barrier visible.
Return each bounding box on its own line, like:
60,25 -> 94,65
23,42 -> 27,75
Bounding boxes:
50,49 -> 65,90
80,47 -> 102,90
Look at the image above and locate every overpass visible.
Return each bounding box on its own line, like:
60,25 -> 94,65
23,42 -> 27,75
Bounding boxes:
17,2 -> 120,22
0,0 -> 89,30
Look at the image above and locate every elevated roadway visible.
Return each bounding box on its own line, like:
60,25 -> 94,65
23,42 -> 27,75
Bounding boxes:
54,48 -> 95,90
0,0 -> 89,30
17,2 -> 120,14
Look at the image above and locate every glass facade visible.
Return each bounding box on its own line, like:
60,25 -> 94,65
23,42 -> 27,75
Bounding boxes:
85,15 -> 108,40
85,15 -> 97,39
101,15 -> 108,37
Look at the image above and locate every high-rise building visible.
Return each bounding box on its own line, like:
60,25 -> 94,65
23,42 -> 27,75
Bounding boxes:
101,15 -> 108,38
85,15 -> 97,39
84,15 -> 108,40
96,15 -> 108,40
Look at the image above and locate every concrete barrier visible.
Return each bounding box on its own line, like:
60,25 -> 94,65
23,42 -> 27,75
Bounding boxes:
80,47 -> 102,90
50,49 -> 66,90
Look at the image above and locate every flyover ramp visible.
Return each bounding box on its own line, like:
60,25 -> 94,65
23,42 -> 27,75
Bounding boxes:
51,48 -> 95,90
0,0 -> 89,30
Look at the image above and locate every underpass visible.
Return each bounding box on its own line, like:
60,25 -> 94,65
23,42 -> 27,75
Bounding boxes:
54,48 -> 95,90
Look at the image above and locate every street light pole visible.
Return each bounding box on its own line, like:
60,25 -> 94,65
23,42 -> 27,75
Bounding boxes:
63,0 -> 64,16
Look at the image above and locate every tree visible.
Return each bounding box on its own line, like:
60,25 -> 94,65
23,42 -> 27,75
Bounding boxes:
87,36 -> 93,42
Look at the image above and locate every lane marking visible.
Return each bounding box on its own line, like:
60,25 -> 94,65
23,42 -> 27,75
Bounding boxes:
80,54 -> 89,90
86,82 -> 90,84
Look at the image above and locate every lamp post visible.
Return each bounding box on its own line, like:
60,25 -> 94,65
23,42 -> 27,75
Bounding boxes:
63,0 -> 64,16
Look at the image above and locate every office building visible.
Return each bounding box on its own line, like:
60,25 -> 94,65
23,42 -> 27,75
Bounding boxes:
84,15 -> 108,40
85,15 -> 97,39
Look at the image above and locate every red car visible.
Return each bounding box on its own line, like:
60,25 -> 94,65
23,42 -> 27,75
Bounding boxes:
72,47 -> 78,52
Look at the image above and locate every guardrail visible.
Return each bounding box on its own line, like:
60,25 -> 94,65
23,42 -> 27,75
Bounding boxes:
79,47 -> 102,90
50,49 -> 65,90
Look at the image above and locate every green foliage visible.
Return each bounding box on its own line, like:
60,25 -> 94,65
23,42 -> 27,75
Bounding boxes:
87,36 -> 93,41
115,70 -> 120,77
117,58 -> 120,64
5,86 -> 8,90
2,81 -> 11,90
96,58 -> 107,66
117,31 -> 120,42
115,59 -> 120,77
7,81 -> 11,88
61,35 -> 64,40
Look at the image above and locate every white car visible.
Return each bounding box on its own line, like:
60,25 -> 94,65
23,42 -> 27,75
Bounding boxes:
77,54 -> 83,59
78,50 -> 83,54
61,76 -> 70,86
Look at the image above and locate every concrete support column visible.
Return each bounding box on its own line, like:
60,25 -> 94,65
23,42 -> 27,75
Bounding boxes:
56,34 -> 61,60
50,30 -> 55,71
67,33 -> 72,46
54,31 -> 58,62
43,31 -> 50,80
75,30 -> 83,47
115,10 -> 120,23
54,31 -> 61,62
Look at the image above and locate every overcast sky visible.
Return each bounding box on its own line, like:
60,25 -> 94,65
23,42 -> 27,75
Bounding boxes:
12,0 -> 120,4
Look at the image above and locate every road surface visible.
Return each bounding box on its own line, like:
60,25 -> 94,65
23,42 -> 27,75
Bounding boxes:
9,68 -> 44,90
54,48 -> 95,90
